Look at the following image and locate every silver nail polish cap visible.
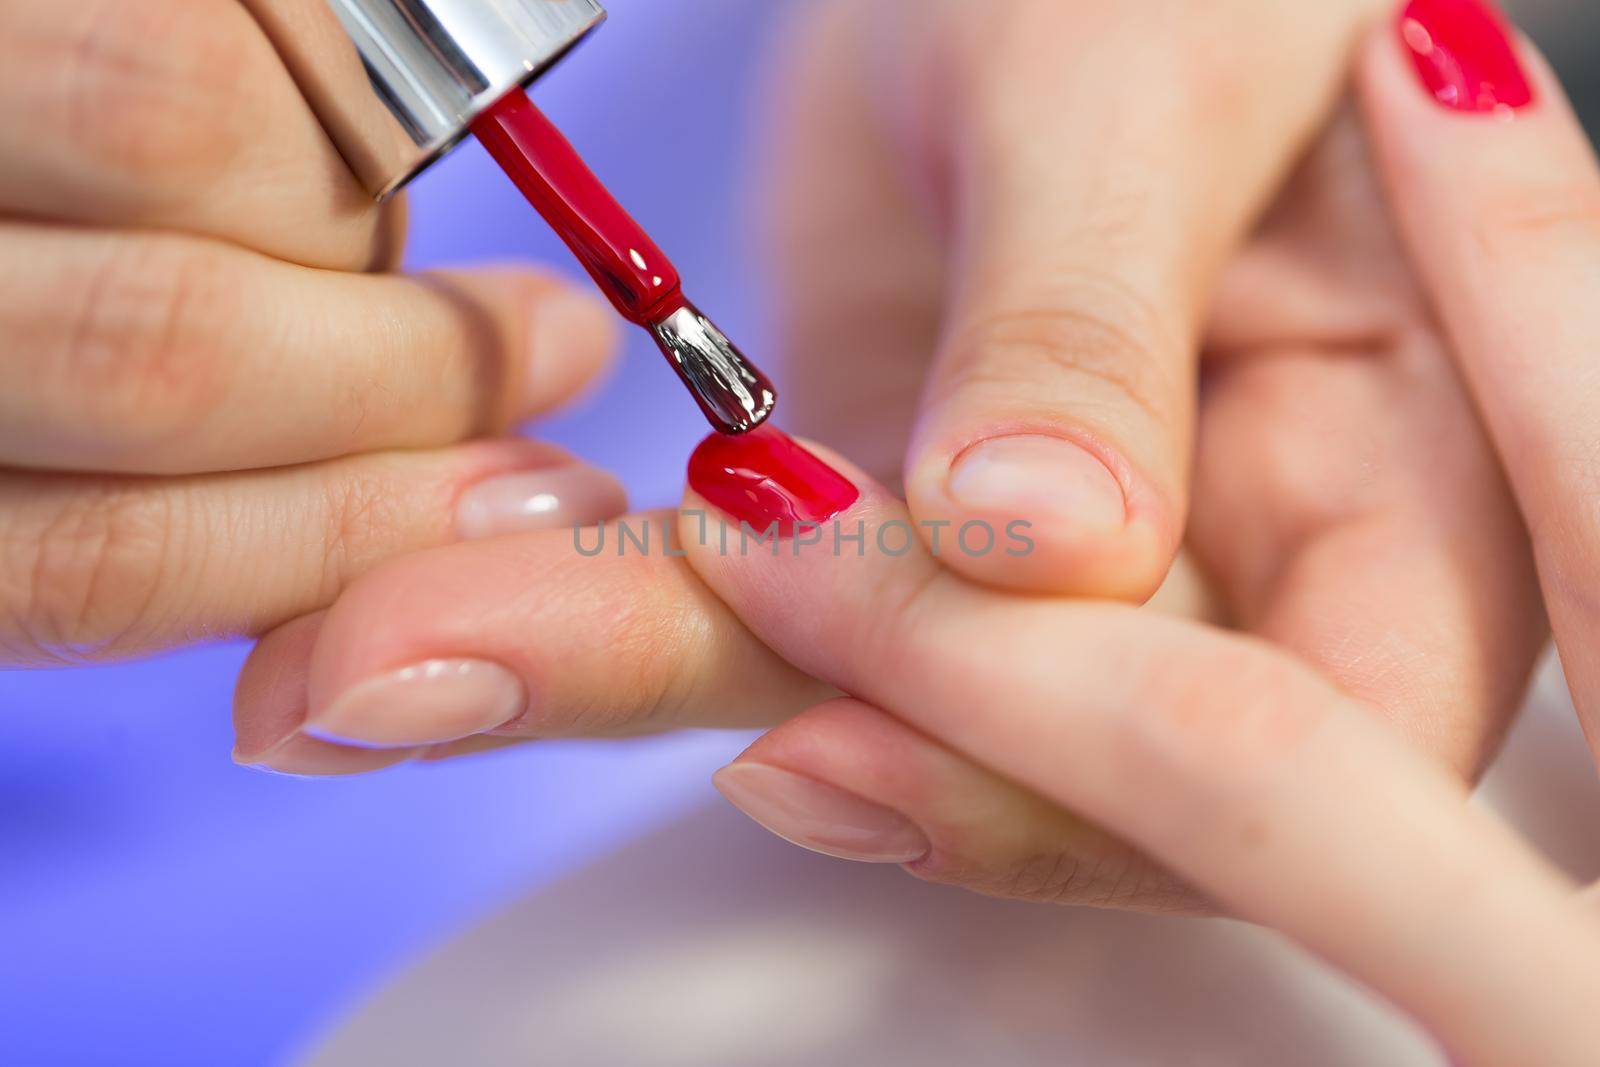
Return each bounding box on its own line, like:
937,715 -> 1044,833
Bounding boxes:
262,0 -> 606,200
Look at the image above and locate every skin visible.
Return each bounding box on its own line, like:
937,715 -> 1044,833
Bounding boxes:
695,20 -> 1600,1064
0,0 -> 631,665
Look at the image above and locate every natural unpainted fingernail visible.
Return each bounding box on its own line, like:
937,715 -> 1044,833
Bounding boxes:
233,734 -> 421,778
712,763 -> 930,864
948,434 -> 1127,533
528,291 -> 616,407
456,465 -> 628,540
307,659 -> 526,749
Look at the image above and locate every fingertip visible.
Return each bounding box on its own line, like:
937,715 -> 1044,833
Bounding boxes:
906,431 -> 1177,599
1359,0 -> 1569,131
424,267 -> 622,427
306,657 -> 528,750
233,612 -> 418,776
454,462 -> 629,541
234,733 -> 419,778
522,287 -> 621,415
233,612 -> 325,760
712,760 -> 932,866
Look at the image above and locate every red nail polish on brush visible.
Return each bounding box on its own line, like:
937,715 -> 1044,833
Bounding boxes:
688,427 -> 860,536
1399,0 -> 1533,114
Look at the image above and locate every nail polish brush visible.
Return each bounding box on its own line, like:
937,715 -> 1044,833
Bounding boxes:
265,0 -> 776,435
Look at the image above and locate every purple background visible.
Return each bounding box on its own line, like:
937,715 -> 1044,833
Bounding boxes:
0,3 -> 786,1064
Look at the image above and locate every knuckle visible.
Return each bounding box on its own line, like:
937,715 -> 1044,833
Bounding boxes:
942,276 -> 1181,426
58,0 -> 258,188
3,486 -> 176,659
541,552 -> 709,736
315,465 -> 411,597
593,606 -> 706,733
58,238 -> 234,451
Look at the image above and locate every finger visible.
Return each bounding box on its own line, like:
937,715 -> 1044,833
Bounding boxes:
0,223 -> 617,474
895,0 -> 1387,596
0,0 -> 394,270
679,434 -> 1600,1062
1199,114 -> 1546,776
232,612 -> 418,776
714,697 -> 1204,913
1359,5 -> 1600,761
1199,345 -> 1545,776
233,462 -> 634,772
0,441 -> 626,666
230,513 -> 830,760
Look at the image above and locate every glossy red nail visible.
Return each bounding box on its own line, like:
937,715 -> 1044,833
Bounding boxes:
687,427 -> 860,536
1399,0 -> 1533,114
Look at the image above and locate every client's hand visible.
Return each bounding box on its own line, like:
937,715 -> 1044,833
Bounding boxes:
697,9 -> 1600,1063
685,425 -> 1600,1067
0,0 -> 627,668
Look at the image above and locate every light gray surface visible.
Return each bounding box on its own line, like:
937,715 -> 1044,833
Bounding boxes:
302,815 -> 1440,1067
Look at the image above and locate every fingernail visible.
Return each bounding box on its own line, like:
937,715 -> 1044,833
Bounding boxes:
687,426 -> 860,536
948,434 -> 1126,533
233,735 -> 421,777
456,465 -> 628,540
1399,0 -> 1533,114
528,291 -> 617,407
712,763 -> 930,864
308,659 -> 526,749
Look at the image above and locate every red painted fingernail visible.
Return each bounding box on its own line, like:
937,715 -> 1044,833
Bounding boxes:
687,427 -> 860,535
1399,0 -> 1533,114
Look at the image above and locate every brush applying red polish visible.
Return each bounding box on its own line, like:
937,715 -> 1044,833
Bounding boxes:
471,91 -> 776,435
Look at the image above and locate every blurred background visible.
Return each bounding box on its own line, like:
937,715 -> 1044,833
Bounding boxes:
0,1 -> 1595,1064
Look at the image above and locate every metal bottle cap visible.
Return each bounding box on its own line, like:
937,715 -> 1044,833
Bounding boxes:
261,0 -> 606,200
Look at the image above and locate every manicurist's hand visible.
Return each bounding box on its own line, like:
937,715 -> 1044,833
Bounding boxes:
0,1 -> 629,668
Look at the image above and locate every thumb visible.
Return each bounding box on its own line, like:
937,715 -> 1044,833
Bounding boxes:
900,0 -> 1387,596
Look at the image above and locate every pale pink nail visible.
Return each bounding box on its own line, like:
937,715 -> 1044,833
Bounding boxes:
949,434 -> 1126,532
307,659 -> 526,749
526,291 -> 618,409
233,733 -> 420,777
456,465 -> 627,540
713,763 -> 930,864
